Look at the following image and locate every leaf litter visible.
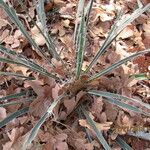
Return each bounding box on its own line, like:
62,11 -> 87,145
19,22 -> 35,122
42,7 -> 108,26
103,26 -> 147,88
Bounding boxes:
0,0 -> 150,149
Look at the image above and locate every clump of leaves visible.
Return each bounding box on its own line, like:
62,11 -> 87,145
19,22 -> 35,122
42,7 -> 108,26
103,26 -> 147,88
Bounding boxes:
0,0 -> 150,149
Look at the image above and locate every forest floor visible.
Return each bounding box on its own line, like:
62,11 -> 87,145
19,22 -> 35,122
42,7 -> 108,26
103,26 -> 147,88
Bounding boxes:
0,0 -> 150,150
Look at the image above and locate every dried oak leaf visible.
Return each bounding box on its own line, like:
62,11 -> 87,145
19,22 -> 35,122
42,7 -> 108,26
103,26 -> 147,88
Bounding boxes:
116,111 -> 134,135
92,3 -> 115,22
54,133 -> 68,150
91,97 -> 104,121
118,25 -> 134,39
0,107 -> 7,120
31,22 -> 46,46
65,129 -> 100,150
133,55 -> 150,72
7,64 -> 29,76
104,101 -> 118,122
143,19 -> 150,48
74,138 -> 99,150
39,132 -> 68,150
79,119 -> 113,131
59,91 -> 85,120
25,77 -> 56,117
2,127 -> 24,150
51,58 -> 66,77
59,3 -> 75,20
51,20 -> 71,37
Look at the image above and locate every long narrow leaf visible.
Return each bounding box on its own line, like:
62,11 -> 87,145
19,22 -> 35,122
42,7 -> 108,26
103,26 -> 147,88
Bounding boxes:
0,107 -> 29,128
87,90 -> 150,110
85,4 -> 150,72
0,45 -> 59,80
77,108 -> 93,143
0,56 -> 58,79
0,91 -> 27,101
76,0 -> 94,78
74,0 -> 85,44
103,98 -> 147,115
76,8 -> 86,78
116,136 -> 133,150
0,57 -> 22,65
0,1 -> 49,61
17,0 -> 60,61
85,0 -> 94,25
90,92 -> 150,116
23,94 -> 66,148
85,10 -> 123,73
36,0 -> 60,59
128,131 -> 150,141
0,71 -> 35,80
137,0 -> 143,8
15,55 -> 59,80
88,49 -> 150,81
80,106 -> 111,150
129,73 -> 149,80
0,97 -> 34,107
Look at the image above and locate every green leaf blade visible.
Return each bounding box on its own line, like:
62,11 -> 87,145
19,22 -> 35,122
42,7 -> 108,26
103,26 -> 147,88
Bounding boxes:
88,90 -> 149,115
85,4 -> 150,72
0,1 -> 49,61
0,91 -> 27,101
80,106 -> 111,150
74,0 -> 85,44
105,98 -> 143,114
23,94 -> 66,148
0,97 -> 34,107
36,0 -> 60,60
88,49 -> 150,81
76,9 -> 86,78
87,90 -> 150,110
0,71 -> 35,80
0,45 -> 59,80
115,136 -> 133,150
0,107 -> 29,128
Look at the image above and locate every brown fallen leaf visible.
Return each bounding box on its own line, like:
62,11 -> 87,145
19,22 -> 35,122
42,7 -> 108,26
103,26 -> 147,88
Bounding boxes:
31,22 -> 46,46
79,116 -> 113,131
54,133 -> 68,150
25,75 -> 59,117
7,64 -> 29,76
91,97 -> 104,121
116,111 -> 134,134
92,3 -> 115,22
3,127 -> 24,150
118,25 -> 134,39
0,107 -> 7,120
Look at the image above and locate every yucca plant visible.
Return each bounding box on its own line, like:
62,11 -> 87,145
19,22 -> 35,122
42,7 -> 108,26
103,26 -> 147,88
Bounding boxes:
0,0 -> 150,149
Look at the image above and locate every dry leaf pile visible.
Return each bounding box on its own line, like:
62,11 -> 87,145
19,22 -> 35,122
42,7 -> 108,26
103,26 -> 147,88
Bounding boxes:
0,0 -> 150,150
